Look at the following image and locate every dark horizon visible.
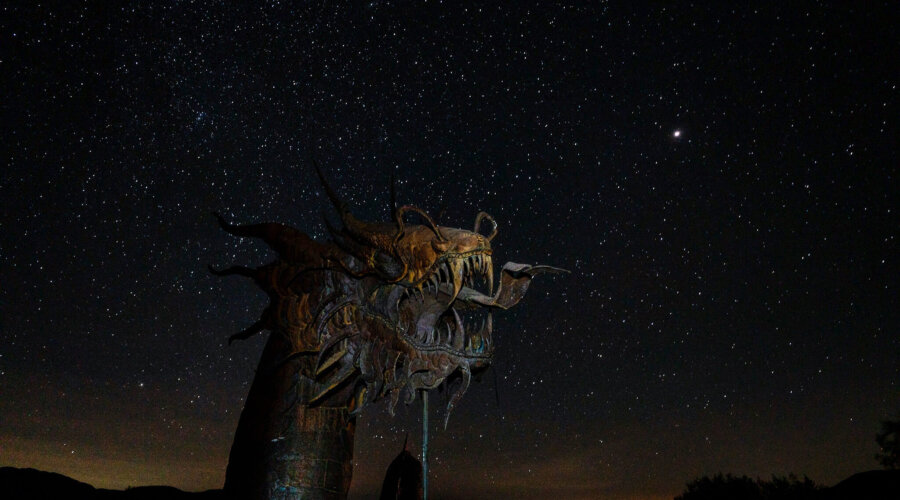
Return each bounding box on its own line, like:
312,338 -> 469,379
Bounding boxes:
1,3 -> 896,499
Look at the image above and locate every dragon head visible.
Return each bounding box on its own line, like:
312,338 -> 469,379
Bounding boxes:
213,167 -> 566,428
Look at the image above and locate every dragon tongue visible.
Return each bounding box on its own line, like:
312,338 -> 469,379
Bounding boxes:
456,262 -> 569,309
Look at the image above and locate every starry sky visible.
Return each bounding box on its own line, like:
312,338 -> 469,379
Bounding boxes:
1,2 -> 897,499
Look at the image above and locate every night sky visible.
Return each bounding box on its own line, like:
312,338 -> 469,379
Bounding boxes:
1,3 -> 897,499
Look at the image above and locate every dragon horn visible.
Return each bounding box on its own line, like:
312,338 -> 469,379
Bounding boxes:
389,173 -> 397,215
313,160 -> 348,216
313,161 -> 391,249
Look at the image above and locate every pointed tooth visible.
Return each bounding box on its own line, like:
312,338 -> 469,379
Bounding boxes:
452,307 -> 465,342
449,260 -> 464,302
389,387 -> 401,416
443,365 -> 471,430
453,325 -> 464,350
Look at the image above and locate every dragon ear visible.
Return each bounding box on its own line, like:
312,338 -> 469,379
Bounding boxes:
474,212 -> 498,241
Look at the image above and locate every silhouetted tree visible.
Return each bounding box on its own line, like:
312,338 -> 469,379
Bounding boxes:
759,474 -> 820,500
876,417 -> 900,469
675,473 -> 820,500
675,474 -> 758,500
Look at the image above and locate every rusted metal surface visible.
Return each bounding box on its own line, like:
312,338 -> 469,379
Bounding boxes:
213,168 -> 566,498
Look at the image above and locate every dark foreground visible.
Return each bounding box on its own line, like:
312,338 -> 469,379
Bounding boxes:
2,466 -> 900,499
0,467 -> 224,499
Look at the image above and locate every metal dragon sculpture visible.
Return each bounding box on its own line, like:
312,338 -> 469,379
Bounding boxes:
211,167 -> 566,499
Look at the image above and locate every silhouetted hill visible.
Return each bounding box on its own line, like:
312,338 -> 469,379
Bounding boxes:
4,466 -> 900,499
675,469 -> 900,500
820,470 -> 900,500
0,467 -> 97,499
0,467 -> 224,499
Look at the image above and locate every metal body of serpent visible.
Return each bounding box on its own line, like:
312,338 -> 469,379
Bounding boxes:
212,168 -> 565,499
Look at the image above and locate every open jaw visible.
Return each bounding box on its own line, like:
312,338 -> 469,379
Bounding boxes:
397,252 -> 495,364
373,256 -> 565,426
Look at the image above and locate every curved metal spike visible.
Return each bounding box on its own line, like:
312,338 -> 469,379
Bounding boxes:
228,320 -> 266,345
308,361 -> 359,406
313,160 -> 348,216
405,383 -> 418,404
473,211 -> 499,241
389,386 -> 403,416
443,363 -> 472,430
213,212 -> 232,232
269,349 -> 318,376
349,385 -> 368,416
393,204 -> 446,243
406,357 -> 428,379
315,298 -> 356,341
208,264 -> 256,278
315,328 -> 356,376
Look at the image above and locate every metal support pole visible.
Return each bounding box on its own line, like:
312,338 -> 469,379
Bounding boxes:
422,390 -> 429,500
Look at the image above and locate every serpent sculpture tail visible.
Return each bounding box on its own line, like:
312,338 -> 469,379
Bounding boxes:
212,167 -> 566,499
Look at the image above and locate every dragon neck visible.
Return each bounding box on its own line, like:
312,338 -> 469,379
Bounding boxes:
224,332 -> 356,499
